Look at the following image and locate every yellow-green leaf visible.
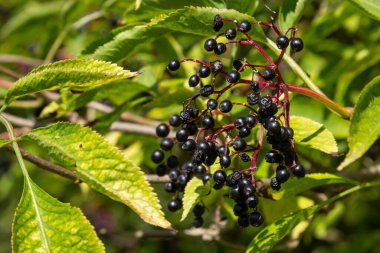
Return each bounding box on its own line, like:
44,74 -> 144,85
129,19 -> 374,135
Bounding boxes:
21,123 -> 171,229
338,76 -> 380,170
13,178 -> 104,253
291,116 -> 338,154
279,0 -> 310,32
4,59 -> 138,105
347,0 -> 380,21
181,177 -> 210,221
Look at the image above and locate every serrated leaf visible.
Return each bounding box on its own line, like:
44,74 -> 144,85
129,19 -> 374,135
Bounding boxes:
13,178 -> 104,253
4,59 -> 139,105
181,177 -> 210,221
347,0 -> 380,21
272,173 -> 358,200
225,0 -> 259,16
247,183 -> 374,253
21,123 -> 171,229
83,7 -> 265,62
279,0 -> 310,32
338,76 -> 380,170
291,116 -> 338,154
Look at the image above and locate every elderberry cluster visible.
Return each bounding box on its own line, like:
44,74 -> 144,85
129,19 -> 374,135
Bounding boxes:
152,14 -> 306,228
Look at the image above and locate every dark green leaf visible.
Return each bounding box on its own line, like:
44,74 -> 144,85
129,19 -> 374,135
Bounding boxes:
347,0 -> 380,21
279,0 -> 310,32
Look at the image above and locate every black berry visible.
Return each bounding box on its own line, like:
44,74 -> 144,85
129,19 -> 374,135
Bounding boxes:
227,71 -> 240,83
276,165 -> 290,183
292,164 -> 306,177
262,67 -> 276,80
247,92 -> 261,105
276,35 -> 289,49
167,198 -> 182,212
214,43 -> 226,55
151,150 -> 164,163
169,114 -> 181,127
156,164 -> 167,176
233,60 -> 244,71
238,214 -> 250,227
167,60 -> 180,71
192,216 -> 204,228
213,14 -> 223,32
204,38 -> 217,51
202,115 -> 215,129
220,155 -> 231,168
219,100 -> 233,113
160,138 -> 173,151
200,85 -> 214,97
225,28 -> 237,40
156,123 -> 170,137
198,66 -> 211,78
291,38 -> 304,52
270,177 -> 281,191
210,60 -> 223,73
207,99 -> 217,110
249,211 -> 264,227
250,81 -> 259,92
167,155 -> 179,168
188,75 -> 200,87
246,195 -> 259,208
176,128 -> 189,142
232,138 -> 247,151
239,20 -> 251,32
202,173 -> 212,184
213,170 -> 227,184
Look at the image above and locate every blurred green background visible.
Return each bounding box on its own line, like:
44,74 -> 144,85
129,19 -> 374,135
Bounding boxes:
0,0 -> 379,252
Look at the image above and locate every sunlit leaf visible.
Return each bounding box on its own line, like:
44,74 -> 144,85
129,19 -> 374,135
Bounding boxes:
347,0 -> 380,21
279,0 -> 310,32
181,177 -> 210,221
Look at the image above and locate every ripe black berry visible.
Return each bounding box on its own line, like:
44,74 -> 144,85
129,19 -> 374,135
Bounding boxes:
202,115 -> 215,129
227,71 -> 240,83
246,195 -> 259,208
239,153 -> 251,162
168,169 -> 179,181
250,81 -> 259,92
239,127 -> 251,138
292,164 -> 306,177
176,128 -> 189,142
238,178 -> 251,190
258,95 -> 273,110
276,35 -> 289,49
220,155 -> 231,168
193,204 -> 205,217
202,173 -> 212,184
213,14 -> 223,32
245,115 -> 257,128
225,28 -> 237,40
267,121 -> 281,136
213,170 -> 227,184
200,85 -> 214,97
197,140 -> 209,152
238,214 -> 250,227
249,211 -> 264,227
229,187 -> 241,201
270,177 -> 281,191
217,146 -> 230,156
233,60 -> 244,71
232,138 -> 247,151
151,150 -> 164,163
291,38 -> 304,52
192,216 -> 204,228
164,182 -> 176,193
167,155 -> 179,168
198,66 -> 211,78
167,60 -> 180,71
194,164 -> 206,174
211,60 -> 223,73
207,99 -> 217,110
227,171 -> 243,186
287,127 -> 294,139
234,117 -> 245,129
219,100 -> 233,113
204,38 -> 217,51
243,184 -> 255,197
160,138 -> 173,151
247,92 -> 261,105
186,122 -> 198,135
239,20 -> 251,32
156,164 -> 167,176
214,43 -> 226,55
276,165 -> 290,183
156,123 -> 170,138
167,198 -> 182,212
262,67 -> 276,80
233,203 -> 248,216
169,114 -> 181,127
188,75 -> 200,87
265,150 -> 283,163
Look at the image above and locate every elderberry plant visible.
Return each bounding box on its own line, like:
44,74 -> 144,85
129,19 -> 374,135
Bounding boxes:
152,15 -> 307,228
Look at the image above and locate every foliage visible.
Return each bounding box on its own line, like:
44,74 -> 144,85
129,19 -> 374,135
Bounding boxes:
0,0 -> 379,253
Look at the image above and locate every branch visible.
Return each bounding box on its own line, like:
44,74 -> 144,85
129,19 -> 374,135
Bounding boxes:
0,54 -> 43,66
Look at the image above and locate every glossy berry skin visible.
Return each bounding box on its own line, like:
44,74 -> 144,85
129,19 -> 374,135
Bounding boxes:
156,123 -> 170,138
213,14 -> 223,32
220,155 -> 231,168
181,139 -> 195,152
202,173 -> 212,184
217,146 -> 230,156
202,115 -> 215,129
239,127 -> 251,138
265,150 -> 284,163
168,169 -> 179,181
229,187 -> 241,201
160,138 -> 173,151
234,117 -> 245,129
246,195 -> 259,208
219,100 -> 233,113
167,60 -> 180,71
238,214 -> 250,228
233,203 -> 248,216
167,198 -> 182,212
292,164 -> 306,177
262,67 -> 276,80
169,114 -> 181,127
213,170 -> 227,184
276,35 -> 289,49
207,99 -> 217,110
214,43 -> 227,55
258,95 -> 273,110
276,165 -> 290,183
233,60 -> 243,71
250,81 -> 259,92
249,211 -> 264,227
267,121 -> 281,136
188,75 -> 200,87
239,153 -> 251,162
200,85 -> 214,97
164,182 -> 176,193
243,184 -> 255,197
194,164 -> 206,174
176,128 -> 189,142
238,178 -> 251,190
192,216 -> 204,228
291,38 -> 304,52
156,164 -> 167,176
270,177 -> 281,191
245,115 -> 257,128
225,28 -> 237,40
167,155 -> 179,168
211,60 -> 223,73
232,138 -> 247,151
186,122 -> 198,135
204,38 -> 217,51
151,150 -> 164,163
227,71 -> 241,83
198,66 -> 211,78
239,20 -> 251,32
247,92 -> 261,105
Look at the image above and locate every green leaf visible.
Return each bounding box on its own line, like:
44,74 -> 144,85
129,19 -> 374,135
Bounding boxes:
83,7 -> 265,62
21,123 -> 171,229
272,173 -> 358,200
0,138 -> 11,148
291,116 -> 338,154
338,76 -> 380,170
181,177 -> 210,221
225,0 -> 259,16
347,0 -> 380,21
279,0 -> 310,32
246,182 -> 379,253
13,178 -> 104,253
4,59 -> 139,105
